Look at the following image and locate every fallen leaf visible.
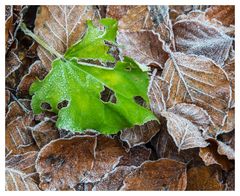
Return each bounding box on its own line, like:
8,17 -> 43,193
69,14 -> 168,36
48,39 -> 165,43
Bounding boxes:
199,138 -> 234,171
222,108 -> 234,133
120,120 -> 160,148
17,60 -> 48,98
175,11 -> 235,37
6,151 -> 38,175
5,6 -> 13,51
173,20 -> 232,66
148,74 -> 168,117
206,6 -> 234,26
6,51 -> 22,78
106,5 -> 134,20
161,110 -> 208,151
36,135 -> 127,190
6,115 -> 38,158
117,30 -> 169,68
161,52 -> 231,128
31,120 -> 60,149
117,146 -> 151,167
169,103 -> 211,130
6,99 -> 31,125
217,141 -> 235,160
34,5 -> 98,69
117,6 -> 153,31
186,166 -> 224,190
5,168 -> 40,191
151,124 -> 204,166
148,6 -> 175,47
93,166 -> 135,191
120,159 -> 187,190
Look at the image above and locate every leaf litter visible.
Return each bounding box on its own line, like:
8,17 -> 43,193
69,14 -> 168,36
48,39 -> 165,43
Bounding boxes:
5,5 -> 235,191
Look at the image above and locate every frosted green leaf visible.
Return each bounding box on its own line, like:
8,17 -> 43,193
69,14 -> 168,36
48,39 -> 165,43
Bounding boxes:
30,57 -> 157,134
64,18 -> 118,62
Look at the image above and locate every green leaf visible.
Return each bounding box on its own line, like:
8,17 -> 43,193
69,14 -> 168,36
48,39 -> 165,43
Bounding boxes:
30,57 -> 157,134
64,18 -> 118,62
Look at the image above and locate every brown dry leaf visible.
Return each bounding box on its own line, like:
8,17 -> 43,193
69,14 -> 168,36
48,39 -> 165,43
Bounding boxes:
36,135 -> 127,190
173,20 -> 232,66
5,6 -> 13,51
5,168 -> 40,191
6,51 -> 22,78
175,11 -> 235,37
222,108 -> 234,133
6,114 -> 38,158
161,52 -> 231,128
148,74 -> 168,117
186,166 -> 224,190
199,138 -> 234,171
169,5 -> 203,23
6,151 -> 38,175
31,120 -> 60,149
120,159 -> 187,190
151,124 -> 204,166
148,6 -> 175,47
217,141 -> 235,160
17,61 -> 48,97
106,5 -> 134,20
169,103 -> 211,130
206,6 -> 235,26
117,30 -> 168,68
117,146 -> 151,167
161,110 -> 208,151
116,6 -> 153,31
120,120 -> 160,148
93,166 -> 135,191
6,99 -> 31,125
34,5 -> 98,70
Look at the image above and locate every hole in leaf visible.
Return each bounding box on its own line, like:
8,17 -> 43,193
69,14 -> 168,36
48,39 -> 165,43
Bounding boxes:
100,86 -> 117,103
134,96 -> 146,107
57,100 -> 69,109
125,66 -> 132,71
41,102 -> 52,110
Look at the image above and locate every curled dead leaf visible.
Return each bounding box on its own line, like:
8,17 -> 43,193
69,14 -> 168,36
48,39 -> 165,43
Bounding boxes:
161,110 -> 208,151
120,159 -> 187,190
5,168 -> 40,191
120,120 -> 160,148
199,138 -> 234,171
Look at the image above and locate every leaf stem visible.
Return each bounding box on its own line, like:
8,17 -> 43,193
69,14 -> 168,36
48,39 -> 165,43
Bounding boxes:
20,23 -> 63,59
